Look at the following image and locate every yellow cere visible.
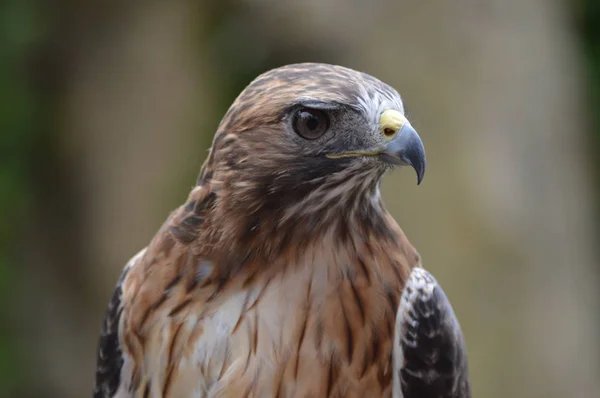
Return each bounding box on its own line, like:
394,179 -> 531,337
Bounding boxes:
325,109 -> 409,159
379,109 -> 408,137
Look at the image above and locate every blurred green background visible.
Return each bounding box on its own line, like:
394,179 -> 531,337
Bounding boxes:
1,1 -> 599,397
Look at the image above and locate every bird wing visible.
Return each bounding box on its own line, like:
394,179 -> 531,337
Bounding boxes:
393,267 -> 471,398
93,186 -> 226,398
93,248 -> 146,398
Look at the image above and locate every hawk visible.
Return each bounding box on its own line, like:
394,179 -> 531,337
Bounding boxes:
93,63 -> 471,398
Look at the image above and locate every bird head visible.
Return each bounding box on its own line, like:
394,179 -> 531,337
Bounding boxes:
196,63 -> 425,254
201,63 -> 424,186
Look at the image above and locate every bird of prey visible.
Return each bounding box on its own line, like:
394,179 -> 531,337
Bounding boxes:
93,63 -> 471,398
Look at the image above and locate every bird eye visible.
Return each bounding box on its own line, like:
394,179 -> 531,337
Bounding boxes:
292,108 -> 329,140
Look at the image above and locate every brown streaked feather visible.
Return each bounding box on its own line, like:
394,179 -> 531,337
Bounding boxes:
92,63 -> 468,398
112,223 -> 415,396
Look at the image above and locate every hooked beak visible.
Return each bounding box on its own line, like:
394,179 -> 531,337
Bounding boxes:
379,123 -> 426,184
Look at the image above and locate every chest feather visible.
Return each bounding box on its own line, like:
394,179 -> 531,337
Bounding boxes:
122,237 -> 412,398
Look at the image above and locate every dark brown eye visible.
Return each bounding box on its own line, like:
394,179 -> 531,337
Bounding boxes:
292,108 -> 329,140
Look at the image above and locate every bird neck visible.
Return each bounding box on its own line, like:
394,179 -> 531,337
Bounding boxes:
165,173 -> 413,278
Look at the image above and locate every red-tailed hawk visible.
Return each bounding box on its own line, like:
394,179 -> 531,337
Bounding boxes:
94,63 -> 471,398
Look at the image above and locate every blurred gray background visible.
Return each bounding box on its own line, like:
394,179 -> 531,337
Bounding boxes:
1,0 -> 599,397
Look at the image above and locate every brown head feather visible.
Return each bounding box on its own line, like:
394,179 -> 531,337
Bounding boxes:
171,63 -> 411,269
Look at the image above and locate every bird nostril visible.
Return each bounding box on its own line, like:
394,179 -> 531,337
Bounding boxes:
383,128 -> 396,137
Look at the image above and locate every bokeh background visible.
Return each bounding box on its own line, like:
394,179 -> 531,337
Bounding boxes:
1,0 -> 599,397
